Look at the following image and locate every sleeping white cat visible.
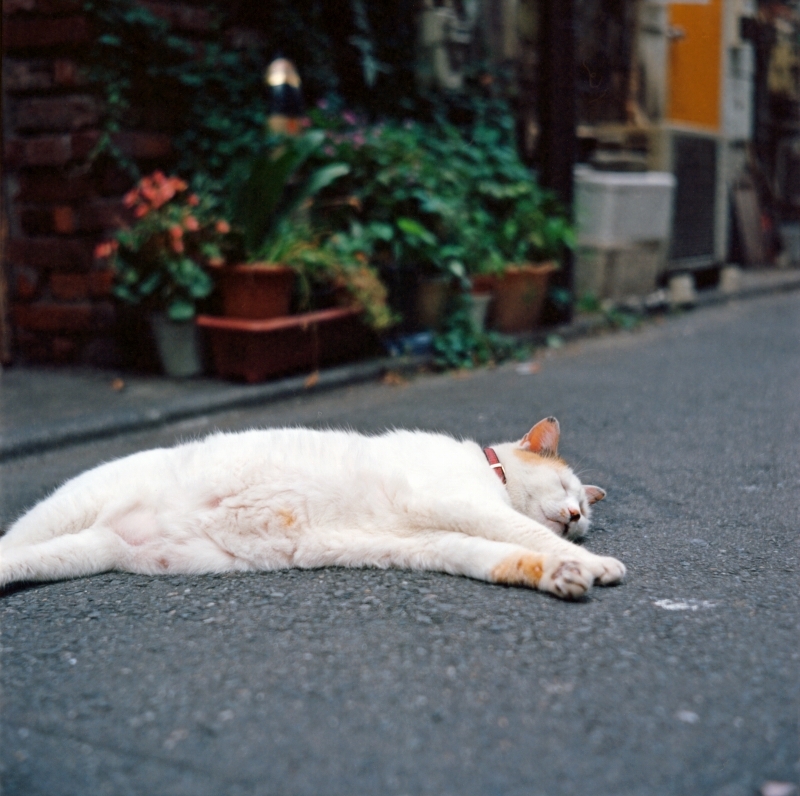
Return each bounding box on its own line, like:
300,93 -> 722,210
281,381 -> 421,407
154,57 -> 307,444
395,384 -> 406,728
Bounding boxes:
0,417 -> 625,599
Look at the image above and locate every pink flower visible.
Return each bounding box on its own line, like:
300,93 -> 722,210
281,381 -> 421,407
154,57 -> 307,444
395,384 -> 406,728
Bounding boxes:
215,220 -> 230,234
183,215 -> 200,232
187,194 -> 200,207
342,110 -> 357,125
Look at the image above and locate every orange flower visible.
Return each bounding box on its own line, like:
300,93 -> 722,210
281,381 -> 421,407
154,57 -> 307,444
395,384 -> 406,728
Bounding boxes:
215,220 -> 230,234
139,175 -> 157,204
94,241 -> 115,258
151,185 -> 175,209
169,225 -> 183,239
183,215 -> 200,232
134,203 -> 149,218
123,189 -> 138,208
135,172 -> 188,210
187,194 -> 200,207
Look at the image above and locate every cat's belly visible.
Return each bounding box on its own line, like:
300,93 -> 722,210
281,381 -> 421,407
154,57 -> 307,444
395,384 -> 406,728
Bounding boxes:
109,502 -> 303,575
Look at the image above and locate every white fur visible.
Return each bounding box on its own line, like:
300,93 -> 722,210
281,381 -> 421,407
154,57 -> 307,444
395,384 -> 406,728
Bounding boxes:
0,424 -> 625,599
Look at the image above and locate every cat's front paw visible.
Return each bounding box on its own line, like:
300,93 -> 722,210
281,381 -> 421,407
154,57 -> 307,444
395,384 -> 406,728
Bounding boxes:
540,558 -> 594,600
584,554 -> 626,586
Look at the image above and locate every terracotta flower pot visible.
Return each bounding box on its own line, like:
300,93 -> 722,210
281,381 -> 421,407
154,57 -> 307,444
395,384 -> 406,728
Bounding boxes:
218,263 -> 295,320
469,274 -> 498,295
491,262 -> 556,332
196,307 -> 378,383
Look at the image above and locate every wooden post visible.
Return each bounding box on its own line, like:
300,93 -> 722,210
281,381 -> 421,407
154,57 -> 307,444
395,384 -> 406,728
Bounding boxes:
537,0 -> 577,323
0,117 -> 10,363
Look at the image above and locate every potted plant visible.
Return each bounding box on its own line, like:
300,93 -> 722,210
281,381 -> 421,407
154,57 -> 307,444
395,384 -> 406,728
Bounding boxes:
300,113 -> 469,332
97,171 -> 233,377
196,134 -> 393,382
196,230 -> 391,382
496,202 -> 573,333
218,130 -> 350,319
470,190 -> 573,333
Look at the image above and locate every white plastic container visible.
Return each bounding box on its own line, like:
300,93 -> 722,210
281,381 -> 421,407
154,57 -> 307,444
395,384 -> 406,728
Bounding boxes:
575,167 -> 676,247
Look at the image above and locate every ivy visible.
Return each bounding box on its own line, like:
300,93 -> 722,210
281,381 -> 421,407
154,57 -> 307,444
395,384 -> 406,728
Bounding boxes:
82,0 -> 269,179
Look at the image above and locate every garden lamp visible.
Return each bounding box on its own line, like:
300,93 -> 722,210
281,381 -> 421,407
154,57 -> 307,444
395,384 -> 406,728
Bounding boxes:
265,57 -> 303,135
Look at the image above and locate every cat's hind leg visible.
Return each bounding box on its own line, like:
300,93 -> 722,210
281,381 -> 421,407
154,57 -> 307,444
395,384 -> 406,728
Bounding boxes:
0,527 -> 126,589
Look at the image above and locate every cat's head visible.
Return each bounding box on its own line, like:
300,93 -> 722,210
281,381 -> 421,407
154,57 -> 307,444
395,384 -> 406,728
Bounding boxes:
495,417 -> 605,539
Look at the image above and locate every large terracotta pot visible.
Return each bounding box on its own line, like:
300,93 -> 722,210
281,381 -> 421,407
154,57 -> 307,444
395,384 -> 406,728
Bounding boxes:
218,263 -> 295,320
491,262 -> 556,332
196,307 -> 378,383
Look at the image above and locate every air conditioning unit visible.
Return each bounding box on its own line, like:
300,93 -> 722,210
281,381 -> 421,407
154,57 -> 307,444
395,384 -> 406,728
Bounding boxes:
649,127 -> 727,271
776,136 -> 800,208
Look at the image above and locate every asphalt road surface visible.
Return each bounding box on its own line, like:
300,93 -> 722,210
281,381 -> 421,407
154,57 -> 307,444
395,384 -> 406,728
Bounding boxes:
1,292 -> 798,796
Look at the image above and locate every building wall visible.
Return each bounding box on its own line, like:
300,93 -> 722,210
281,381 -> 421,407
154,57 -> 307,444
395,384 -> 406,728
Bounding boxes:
1,0 -> 208,364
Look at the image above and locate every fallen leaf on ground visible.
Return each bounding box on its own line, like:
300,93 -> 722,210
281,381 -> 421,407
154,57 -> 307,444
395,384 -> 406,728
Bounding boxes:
304,371 -> 319,389
110,378 -> 125,391
382,371 -> 408,387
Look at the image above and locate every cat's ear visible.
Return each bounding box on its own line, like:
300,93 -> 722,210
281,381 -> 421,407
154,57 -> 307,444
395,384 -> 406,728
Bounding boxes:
584,485 -> 606,505
519,417 -> 560,456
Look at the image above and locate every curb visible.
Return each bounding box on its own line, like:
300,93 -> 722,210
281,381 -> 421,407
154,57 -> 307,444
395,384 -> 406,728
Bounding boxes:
2,271 -> 798,461
0,356 -> 423,462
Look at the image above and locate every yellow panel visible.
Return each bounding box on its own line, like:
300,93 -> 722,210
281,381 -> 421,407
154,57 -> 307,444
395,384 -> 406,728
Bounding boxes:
667,0 -> 723,130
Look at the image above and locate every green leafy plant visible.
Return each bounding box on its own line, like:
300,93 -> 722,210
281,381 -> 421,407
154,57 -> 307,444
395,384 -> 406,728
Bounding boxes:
228,131 -> 350,261
98,171 -> 232,320
304,107 -> 574,285
287,226 -> 394,331
220,132 -> 390,330
82,0 -> 339,178
433,294 -> 526,370
576,291 -> 641,330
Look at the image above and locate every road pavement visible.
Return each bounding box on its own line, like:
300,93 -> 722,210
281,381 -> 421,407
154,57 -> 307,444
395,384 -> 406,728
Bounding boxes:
1,292 -> 798,796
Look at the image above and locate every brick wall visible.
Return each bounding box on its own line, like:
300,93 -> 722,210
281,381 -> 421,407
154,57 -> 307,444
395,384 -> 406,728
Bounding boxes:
1,0 -> 197,364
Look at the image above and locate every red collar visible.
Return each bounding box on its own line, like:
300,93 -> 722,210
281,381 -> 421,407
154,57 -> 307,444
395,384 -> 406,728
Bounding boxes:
483,447 -> 507,484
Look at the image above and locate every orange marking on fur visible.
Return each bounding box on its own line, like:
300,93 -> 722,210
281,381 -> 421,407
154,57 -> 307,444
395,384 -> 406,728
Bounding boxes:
512,449 -> 567,468
491,553 -> 545,587
278,509 -> 296,527
157,557 -> 169,570
207,496 -> 222,509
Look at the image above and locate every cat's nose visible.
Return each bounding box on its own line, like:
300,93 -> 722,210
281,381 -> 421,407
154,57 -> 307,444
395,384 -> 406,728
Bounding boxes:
568,510 -> 581,523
